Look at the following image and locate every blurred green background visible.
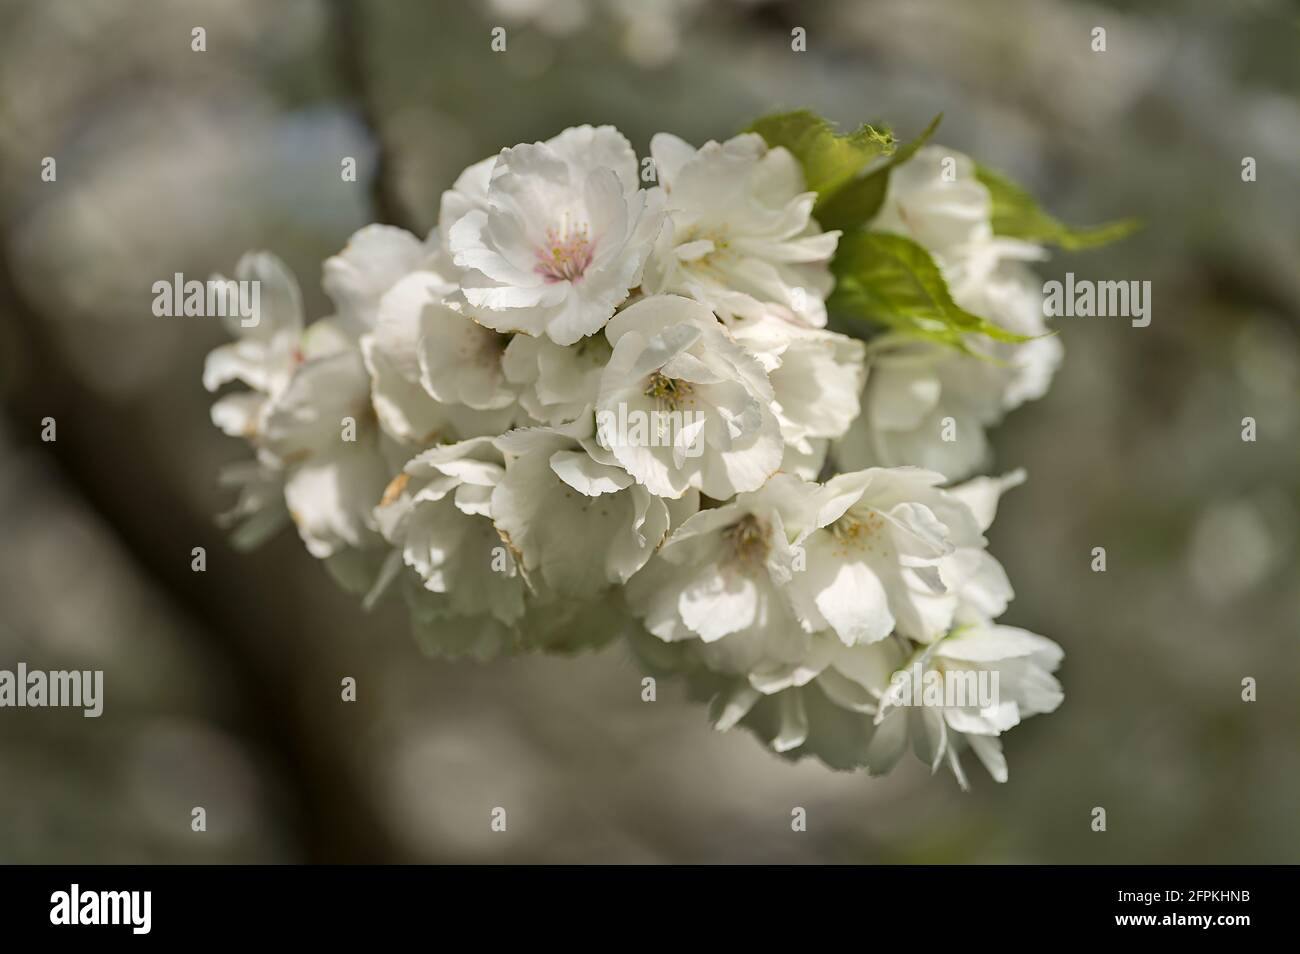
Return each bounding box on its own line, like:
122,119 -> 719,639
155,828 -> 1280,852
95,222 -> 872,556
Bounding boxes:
0,0 -> 1296,863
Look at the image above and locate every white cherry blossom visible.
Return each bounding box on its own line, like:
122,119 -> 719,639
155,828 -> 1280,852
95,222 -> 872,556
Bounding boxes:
839,144 -> 1063,481
784,467 -> 986,646
323,224 -> 445,338
596,294 -> 783,499
730,311 -> 865,479
705,637 -> 905,764
203,251 -> 305,440
871,624 -> 1064,789
501,332 -> 610,425
259,347 -> 391,559
374,437 -> 525,625
643,132 -> 839,326
492,415 -> 697,599
625,473 -> 824,679
448,125 -> 664,345
361,271 -> 516,447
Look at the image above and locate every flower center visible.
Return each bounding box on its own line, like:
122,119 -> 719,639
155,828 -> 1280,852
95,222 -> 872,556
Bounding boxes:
535,223 -> 594,284
723,514 -> 771,566
829,508 -> 885,552
644,371 -> 693,408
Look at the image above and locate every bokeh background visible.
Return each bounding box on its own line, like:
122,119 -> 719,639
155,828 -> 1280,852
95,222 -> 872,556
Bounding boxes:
1,0 -> 1296,863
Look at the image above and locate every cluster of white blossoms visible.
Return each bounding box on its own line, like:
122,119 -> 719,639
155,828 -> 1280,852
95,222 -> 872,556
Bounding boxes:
204,123 -> 1067,788
836,147 -> 1065,481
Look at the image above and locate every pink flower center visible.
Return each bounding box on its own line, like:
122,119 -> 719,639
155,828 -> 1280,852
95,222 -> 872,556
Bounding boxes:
535,224 -> 594,284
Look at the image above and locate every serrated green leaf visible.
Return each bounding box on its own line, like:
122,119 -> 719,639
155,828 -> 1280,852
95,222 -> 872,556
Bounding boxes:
828,231 -> 1035,348
976,164 -> 1140,250
747,109 -> 896,210
815,114 -> 943,232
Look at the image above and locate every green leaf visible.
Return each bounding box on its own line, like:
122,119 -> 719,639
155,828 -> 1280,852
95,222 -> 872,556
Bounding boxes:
976,164 -> 1140,250
747,109 -> 896,210
828,231 -> 1034,347
815,114 -> 943,232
